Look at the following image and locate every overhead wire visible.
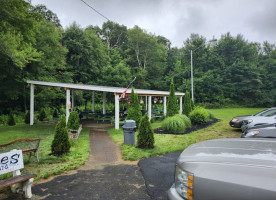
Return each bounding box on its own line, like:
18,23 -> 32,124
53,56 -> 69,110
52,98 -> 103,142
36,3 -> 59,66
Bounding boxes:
80,0 -> 111,21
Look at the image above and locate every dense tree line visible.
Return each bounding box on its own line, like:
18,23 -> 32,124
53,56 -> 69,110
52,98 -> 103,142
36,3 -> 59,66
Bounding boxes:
1,0 -> 276,114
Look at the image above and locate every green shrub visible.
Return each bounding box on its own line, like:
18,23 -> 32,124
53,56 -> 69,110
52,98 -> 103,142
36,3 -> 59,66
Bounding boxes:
167,79 -> 178,117
183,91 -> 192,116
127,87 -> 142,128
25,111 -> 30,124
162,115 -> 187,133
177,114 -> 192,129
8,113 -> 16,126
38,109 -> 47,121
137,114 -> 154,148
189,107 -> 210,125
51,115 -> 70,156
0,115 -> 8,126
67,111 -> 80,130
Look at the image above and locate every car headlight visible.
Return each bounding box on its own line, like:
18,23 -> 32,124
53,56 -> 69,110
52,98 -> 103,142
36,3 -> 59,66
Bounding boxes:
175,165 -> 193,200
244,131 -> 259,137
232,118 -> 239,122
246,119 -> 253,124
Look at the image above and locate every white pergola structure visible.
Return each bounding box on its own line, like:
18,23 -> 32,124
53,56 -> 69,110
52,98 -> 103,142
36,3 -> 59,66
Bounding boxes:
27,80 -> 185,129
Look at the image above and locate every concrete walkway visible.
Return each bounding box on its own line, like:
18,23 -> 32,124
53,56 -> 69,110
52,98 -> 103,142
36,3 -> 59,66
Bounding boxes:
28,126 -> 151,200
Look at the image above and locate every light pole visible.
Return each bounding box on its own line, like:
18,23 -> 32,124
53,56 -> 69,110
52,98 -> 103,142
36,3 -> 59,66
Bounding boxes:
190,39 -> 217,102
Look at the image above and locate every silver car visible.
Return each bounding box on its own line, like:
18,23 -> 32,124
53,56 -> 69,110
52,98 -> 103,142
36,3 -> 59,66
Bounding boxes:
241,124 -> 276,138
168,138 -> 276,200
230,107 -> 276,128
241,108 -> 276,132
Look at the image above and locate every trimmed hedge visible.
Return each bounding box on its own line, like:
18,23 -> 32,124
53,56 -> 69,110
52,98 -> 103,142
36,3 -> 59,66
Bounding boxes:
137,114 -> 154,148
189,107 -> 210,125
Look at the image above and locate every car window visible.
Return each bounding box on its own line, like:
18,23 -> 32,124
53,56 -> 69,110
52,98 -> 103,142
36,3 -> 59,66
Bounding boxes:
254,109 -> 271,116
262,109 -> 276,117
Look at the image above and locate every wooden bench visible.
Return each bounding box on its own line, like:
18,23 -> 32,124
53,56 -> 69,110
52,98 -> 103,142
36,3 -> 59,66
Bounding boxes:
0,150 -> 37,198
68,125 -> 82,145
0,139 -> 41,162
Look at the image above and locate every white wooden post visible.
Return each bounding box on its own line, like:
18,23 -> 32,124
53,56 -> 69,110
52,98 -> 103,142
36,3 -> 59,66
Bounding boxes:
103,92 -> 106,114
72,90 -> 74,110
180,96 -> 183,114
92,91 -> 95,112
30,84 -> 34,125
146,96 -> 148,111
115,94 -> 119,129
148,96 -> 152,121
163,96 -> 167,116
66,89 -> 70,123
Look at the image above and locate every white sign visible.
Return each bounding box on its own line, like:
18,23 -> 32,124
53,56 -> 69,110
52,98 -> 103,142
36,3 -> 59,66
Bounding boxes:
0,149 -> 24,175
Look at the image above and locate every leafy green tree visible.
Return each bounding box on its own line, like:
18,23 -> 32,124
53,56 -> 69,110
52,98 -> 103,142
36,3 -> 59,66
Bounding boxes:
38,109 -> 47,121
137,114 -> 154,148
183,91 -> 192,116
51,115 -> 70,155
67,111 -> 80,130
167,79 -> 178,117
127,87 -> 142,128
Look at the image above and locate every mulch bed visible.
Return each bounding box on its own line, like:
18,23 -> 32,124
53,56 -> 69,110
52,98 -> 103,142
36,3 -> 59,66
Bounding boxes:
154,118 -> 220,135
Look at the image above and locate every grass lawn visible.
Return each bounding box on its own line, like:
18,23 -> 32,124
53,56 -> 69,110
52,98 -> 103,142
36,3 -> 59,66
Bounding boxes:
107,108 -> 265,161
0,123 -> 90,181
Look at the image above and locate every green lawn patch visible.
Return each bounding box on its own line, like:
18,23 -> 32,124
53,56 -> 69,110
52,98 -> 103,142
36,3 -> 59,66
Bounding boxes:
0,123 -> 90,180
107,108 -> 265,161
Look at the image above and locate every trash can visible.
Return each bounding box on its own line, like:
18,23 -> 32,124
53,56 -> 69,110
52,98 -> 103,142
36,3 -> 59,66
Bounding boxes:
123,120 -> 136,145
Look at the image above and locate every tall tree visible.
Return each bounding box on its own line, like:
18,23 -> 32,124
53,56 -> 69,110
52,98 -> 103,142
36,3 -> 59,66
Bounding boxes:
167,79 -> 178,117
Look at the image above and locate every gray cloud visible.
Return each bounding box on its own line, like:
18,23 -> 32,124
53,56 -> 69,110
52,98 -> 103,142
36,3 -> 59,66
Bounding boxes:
31,0 -> 276,47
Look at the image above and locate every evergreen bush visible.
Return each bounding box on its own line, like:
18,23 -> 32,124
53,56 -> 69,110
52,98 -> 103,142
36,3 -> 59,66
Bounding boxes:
8,113 -> 16,126
24,111 -> 30,124
162,115 -> 187,133
183,91 -> 192,116
127,87 -> 142,128
137,114 -> 154,148
51,115 -> 70,156
38,109 -> 47,121
67,111 -> 80,130
189,107 -> 210,125
167,79 -> 178,117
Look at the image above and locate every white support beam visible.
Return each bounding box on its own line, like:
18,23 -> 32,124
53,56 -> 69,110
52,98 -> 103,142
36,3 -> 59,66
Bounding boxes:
30,84 -> 34,125
72,90 -> 74,110
145,96 -> 148,111
115,94 -> 119,129
148,96 -> 152,121
92,91 -> 95,112
163,96 -> 167,116
66,89 -> 70,123
103,92 -> 106,114
179,96 -> 183,114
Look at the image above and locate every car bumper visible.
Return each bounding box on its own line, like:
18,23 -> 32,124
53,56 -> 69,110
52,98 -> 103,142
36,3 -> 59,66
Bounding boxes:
168,184 -> 184,200
229,121 -> 242,128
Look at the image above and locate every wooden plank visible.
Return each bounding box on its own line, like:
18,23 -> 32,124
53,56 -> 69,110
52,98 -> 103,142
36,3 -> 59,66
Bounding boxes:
0,174 -> 37,189
0,139 -> 40,147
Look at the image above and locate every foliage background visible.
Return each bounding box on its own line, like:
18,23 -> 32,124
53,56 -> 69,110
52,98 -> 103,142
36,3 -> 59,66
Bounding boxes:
1,0 -> 276,115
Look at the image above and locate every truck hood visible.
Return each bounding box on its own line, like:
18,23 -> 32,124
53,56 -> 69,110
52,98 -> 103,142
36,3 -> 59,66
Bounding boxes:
177,138 -> 276,168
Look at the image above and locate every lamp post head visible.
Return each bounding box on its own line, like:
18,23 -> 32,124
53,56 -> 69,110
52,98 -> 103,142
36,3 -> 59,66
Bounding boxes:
208,39 -> 217,43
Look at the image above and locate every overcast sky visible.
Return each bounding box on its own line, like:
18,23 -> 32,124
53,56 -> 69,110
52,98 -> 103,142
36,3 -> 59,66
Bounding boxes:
31,0 -> 276,48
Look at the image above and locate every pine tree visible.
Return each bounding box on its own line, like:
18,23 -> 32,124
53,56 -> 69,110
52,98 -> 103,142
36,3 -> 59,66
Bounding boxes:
167,79 -> 178,117
137,114 -> 154,148
127,87 -> 142,128
183,91 -> 192,116
67,111 -> 80,130
51,115 -> 70,156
